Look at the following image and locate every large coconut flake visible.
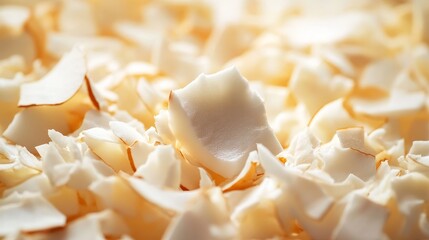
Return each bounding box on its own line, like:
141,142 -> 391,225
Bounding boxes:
168,67 -> 282,178
18,47 -> 87,107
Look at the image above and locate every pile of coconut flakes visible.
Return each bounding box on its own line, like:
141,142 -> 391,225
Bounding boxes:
1,0 -> 429,239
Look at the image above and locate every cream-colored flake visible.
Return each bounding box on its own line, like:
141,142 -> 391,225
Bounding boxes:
19,47 -> 87,107
168,67 -> 281,178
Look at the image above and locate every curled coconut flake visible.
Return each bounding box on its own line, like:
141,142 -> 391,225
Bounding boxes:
309,99 -> 364,143
82,127 -> 133,174
222,151 -> 262,191
168,67 -> 282,178
109,120 -> 145,146
85,76 -> 106,111
18,47 -> 87,107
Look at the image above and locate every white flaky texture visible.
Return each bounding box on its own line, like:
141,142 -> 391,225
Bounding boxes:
1,0 -> 429,239
168,67 -> 282,178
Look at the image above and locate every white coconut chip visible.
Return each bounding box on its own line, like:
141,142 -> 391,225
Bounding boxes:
360,59 -> 400,91
163,188 -> 237,240
280,12 -> 377,47
3,106 -> 69,152
0,193 -> 66,235
18,146 -> 42,170
350,90 -> 426,117
285,129 -> 320,166
136,78 -> 165,112
290,63 -> 353,115
128,140 -> 155,169
82,127 -> 133,174
109,120 -> 145,146
168,67 -> 282,178
309,99 -> 364,143
154,109 -> 176,145
3,173 -> 53,197
127,176 -> 200,213
319,129 -> 376,182
258,144 -> 334,220
221,150 -> 261,191
333,194 -> 389,240
42,210 -> 129,240
134,145 -> 181,190
18,47 -> 87,107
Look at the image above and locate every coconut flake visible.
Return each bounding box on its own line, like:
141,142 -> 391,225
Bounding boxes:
309,99 -> 363,143
280,12 -> 378,47
360,59 -> 400,91
109,121 -> 145,146
258,144 -> 334,220
290,63 -> 353,115
0,193 -> 66,235
163,188 -> 237,240
205,23 -> 261,70
154,109 -> 175,145
82,127 -> 133,174
3,106 -> 69,152
222,151 -> 262,191
127,176 -> 199,213
134,145 -> 181,190
18,147 -> 42,170
350,90 -> 426,117
319,129 -> 376,182
168,67 -> 282,178
128,140 -> 155,169
19,47 -> 87,107
333,194 -> 389,240
41,210 -> 129,240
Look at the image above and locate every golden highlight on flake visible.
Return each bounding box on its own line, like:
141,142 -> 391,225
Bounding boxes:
0,0 -> 429,239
